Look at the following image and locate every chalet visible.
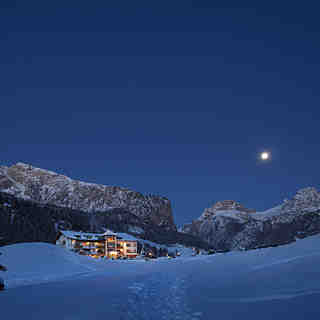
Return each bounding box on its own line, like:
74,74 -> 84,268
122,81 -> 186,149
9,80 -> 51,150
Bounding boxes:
56,230 -> 138,259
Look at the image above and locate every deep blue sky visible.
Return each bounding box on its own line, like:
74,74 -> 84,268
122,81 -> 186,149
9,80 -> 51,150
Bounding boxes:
1,1 -> 320,226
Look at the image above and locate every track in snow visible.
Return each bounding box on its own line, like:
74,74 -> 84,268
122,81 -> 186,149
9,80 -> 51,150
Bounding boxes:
122,272 -> 203,320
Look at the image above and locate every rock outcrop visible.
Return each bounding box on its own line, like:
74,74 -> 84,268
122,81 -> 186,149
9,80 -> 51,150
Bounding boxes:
198,200 -> 256,221
181,188 -> 320,251
0,163 -> 175,232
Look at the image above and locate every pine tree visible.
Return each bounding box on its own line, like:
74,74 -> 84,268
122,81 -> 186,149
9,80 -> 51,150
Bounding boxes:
0,251 -> 6,271
0,251 -> 6,290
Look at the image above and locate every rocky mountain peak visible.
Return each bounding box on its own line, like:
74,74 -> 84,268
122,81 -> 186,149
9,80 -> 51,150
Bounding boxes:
199,200 -> 255,221
212,200 -> 252,212
182,186 -> 320,252
282,187 -> 320,213
293,187 -> 319,201
15,162 -> 33,169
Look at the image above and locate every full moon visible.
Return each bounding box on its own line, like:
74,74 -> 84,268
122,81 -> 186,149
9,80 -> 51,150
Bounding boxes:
261,152 -> 270,160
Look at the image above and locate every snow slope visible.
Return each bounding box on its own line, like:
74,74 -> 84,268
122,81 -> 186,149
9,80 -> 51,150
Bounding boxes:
2,236 -> 320,319
0,241 -> 193,289
0,243 -> 107,288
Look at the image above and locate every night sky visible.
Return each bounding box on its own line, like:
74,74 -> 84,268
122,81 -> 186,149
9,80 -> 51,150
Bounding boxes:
1,1 -> 320,226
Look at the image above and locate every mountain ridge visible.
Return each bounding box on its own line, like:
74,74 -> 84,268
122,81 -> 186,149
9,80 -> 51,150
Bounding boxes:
2,162 -> 320,253
0,162 -> 176,232
181,187 -> 320,251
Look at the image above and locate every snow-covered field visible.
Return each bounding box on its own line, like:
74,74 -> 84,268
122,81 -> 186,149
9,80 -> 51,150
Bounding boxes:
2,236 -> 320,319
0,242 -> 193,289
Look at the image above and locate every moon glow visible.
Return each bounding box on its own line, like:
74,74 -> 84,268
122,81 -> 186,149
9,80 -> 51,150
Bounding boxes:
261,152 -> 270,160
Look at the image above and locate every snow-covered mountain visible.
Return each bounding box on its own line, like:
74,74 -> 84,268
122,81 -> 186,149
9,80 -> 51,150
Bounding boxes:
181,188 -> 320,251
0,163 -> 175,231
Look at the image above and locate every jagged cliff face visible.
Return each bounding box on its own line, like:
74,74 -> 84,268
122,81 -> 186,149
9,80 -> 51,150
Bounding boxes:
282,187 -> 320,213
182,189 -> 320,251
198,200 -> 256,221
0,163 -> 176,231
182,200 -> 256,249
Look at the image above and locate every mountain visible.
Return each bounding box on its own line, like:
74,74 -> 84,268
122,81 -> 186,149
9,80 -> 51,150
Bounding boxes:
0,162 -> 175,231
0,187 -> 209,250
4,162 -> 320,253
181,188 -> 320,251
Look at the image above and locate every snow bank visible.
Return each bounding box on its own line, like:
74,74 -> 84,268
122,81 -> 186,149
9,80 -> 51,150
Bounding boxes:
0,243 -> 106,288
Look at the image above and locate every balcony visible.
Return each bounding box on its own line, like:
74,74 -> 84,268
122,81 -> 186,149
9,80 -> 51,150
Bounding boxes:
126,250 -> 137,254
81,245 -> 95,249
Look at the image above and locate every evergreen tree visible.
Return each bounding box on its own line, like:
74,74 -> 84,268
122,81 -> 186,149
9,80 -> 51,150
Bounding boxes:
0,251 -> 6,290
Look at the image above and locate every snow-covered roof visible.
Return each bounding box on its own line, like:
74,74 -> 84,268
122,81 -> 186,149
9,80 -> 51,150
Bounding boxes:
103,229 -> 117,236
59,230 -> 138,242
60,230 -> 116,241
